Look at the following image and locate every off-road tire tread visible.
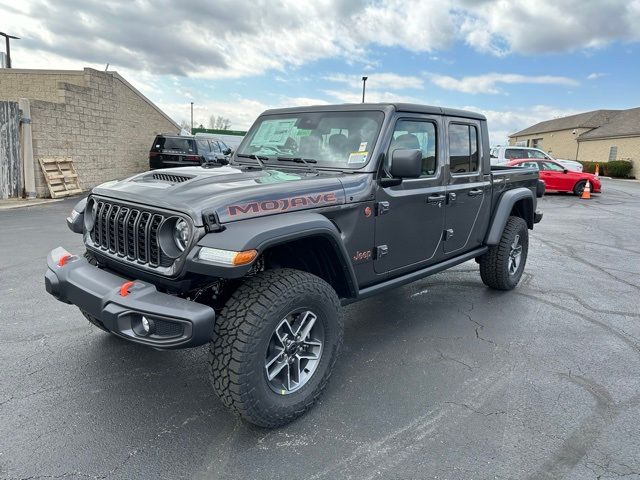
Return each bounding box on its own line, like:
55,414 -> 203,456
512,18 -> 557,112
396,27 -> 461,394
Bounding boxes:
208,268 -> 343,428
479,216 -> 528,290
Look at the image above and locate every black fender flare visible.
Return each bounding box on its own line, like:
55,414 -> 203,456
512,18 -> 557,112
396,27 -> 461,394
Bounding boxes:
485,188 -> 534,245
67,197 -> 87,234
187,211 -> 358,298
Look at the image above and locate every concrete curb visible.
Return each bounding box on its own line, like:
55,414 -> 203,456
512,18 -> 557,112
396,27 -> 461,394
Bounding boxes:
0,198 -> 63,210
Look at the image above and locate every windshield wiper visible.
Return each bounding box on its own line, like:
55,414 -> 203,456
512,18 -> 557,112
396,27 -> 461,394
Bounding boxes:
236,153 -> 269,168
276,156 -> 318,172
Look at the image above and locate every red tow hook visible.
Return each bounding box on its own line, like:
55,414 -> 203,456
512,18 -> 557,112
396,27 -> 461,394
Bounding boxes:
58,254 -> 74,267
119,281 -> 136,297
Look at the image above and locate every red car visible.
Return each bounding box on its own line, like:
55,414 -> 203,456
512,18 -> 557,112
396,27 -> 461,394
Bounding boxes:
507,158 -> 601,195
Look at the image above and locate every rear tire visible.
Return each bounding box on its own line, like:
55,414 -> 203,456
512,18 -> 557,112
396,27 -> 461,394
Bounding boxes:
479,216 -> 529,290
209,268 -> 343,428
573,180 -> 587,196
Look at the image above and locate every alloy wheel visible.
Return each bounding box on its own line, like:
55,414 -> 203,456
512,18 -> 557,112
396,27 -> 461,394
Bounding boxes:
265,310 -> 324,395
508,234 -> 523,275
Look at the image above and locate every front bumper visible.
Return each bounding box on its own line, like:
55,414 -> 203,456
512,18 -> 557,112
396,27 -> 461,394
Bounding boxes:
44,247 -> 215,349
534,209 -> 543,224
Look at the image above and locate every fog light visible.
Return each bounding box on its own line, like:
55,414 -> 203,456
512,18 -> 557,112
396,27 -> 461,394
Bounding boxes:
136,316 -> 155,336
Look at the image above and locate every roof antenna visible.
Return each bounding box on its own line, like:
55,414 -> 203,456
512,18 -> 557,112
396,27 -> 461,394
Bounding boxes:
104,63 -> 109,71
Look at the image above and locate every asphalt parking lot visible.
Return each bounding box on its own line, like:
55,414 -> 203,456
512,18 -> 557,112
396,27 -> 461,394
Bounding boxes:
1,178 -> 639,480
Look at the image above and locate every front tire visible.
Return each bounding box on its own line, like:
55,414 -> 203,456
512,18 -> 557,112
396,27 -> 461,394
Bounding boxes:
479,216 -> 529,290
573,180 -> 587,196
209,268 -> 343,428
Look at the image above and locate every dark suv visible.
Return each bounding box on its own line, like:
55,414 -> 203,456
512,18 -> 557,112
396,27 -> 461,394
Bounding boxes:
149,134 -> 231,169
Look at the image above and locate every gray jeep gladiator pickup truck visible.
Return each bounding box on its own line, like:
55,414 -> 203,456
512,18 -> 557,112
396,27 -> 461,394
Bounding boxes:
45,103 -> 542,427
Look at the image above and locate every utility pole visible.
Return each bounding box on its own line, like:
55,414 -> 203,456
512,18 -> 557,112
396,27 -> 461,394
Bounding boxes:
190,102 -> 194,134
361,76 -> 368,103
0,32 -> 20,68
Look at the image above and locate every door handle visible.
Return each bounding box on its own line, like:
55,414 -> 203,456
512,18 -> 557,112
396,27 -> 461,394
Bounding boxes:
468,188 -> 484,196
427,194 -> 446,204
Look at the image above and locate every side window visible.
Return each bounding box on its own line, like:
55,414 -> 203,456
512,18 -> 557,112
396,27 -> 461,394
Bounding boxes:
196,140 -> 210,153
528,150 -> 547,159
388,120 -> 437,176
211,141 -> 222,153
448,124 -> 478,174
505,148 -> 523,159
541,161 -> 564,171
521,162 -> 539,169
219,141 -> 229,152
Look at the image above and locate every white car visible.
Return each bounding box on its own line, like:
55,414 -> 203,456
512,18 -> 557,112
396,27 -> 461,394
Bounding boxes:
554,158 -> 584,172
490,146 -> 583,171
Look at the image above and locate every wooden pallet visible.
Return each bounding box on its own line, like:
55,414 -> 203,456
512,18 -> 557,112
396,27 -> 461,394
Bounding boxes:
38,158 -> 83,198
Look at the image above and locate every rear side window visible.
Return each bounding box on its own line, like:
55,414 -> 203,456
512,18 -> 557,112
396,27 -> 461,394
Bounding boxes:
520,162 -> 539,169
151,137 -> 196,153
505,148 -> 525,159
527,150 -> 547,159
448,124 -> 478,174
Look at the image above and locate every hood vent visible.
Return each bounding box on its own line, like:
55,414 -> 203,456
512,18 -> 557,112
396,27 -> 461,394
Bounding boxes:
151,173 -> 194,183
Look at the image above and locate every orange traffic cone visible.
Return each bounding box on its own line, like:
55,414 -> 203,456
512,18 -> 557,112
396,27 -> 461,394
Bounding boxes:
581,180 -> 591,199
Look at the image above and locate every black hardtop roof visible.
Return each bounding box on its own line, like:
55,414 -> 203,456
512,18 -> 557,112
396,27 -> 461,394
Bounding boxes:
261,103 -> 486,121
156,134 -> 196,139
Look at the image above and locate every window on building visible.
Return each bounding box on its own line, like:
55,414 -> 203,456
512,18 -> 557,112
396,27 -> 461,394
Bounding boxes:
531,138 -> 543,149
608,146 -> 618,161
448,124 -> 479,174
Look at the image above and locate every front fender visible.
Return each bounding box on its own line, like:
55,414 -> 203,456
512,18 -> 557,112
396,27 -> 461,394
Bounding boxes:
66,197 -> 87,234
185,211 -> 358,296
485,188 -> 534,245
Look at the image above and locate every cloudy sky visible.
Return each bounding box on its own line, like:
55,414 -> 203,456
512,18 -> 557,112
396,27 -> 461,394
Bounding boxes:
2,0 -> 640,144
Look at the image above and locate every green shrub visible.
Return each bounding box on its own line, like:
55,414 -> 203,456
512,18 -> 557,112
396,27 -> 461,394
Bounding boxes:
606,160 -> 633,178
579,161 -> 599,174
577,160 -> 633,178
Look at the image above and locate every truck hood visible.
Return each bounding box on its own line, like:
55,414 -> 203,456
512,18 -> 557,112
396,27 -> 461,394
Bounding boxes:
92,165 -> 356,226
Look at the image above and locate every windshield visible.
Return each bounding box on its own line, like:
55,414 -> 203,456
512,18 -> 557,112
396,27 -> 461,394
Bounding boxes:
237,111 -> 385,168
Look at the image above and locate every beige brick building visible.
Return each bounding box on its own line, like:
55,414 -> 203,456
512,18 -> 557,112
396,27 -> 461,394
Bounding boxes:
509,108 -> 640,177
0,68 -> 179,197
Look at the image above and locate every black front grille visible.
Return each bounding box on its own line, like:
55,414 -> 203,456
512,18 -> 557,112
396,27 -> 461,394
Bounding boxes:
90,200 -> 176,268
152,173 -> 193,183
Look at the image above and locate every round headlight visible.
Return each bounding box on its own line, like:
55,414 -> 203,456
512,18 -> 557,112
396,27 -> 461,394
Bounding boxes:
173,219 -> 190,252
84,198 -> 97,232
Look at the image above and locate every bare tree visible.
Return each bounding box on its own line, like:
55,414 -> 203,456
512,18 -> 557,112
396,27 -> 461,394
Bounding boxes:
209,115 -> 232,130
178,119 -> 191,132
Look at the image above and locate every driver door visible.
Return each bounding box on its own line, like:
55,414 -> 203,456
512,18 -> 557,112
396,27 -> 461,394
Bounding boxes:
374,116 -> 446,274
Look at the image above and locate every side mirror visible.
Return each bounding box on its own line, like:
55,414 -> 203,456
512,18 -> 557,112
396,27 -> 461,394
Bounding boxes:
390,149 -> 422,178
223,148 -> 232,155
563,169 -> 568,174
